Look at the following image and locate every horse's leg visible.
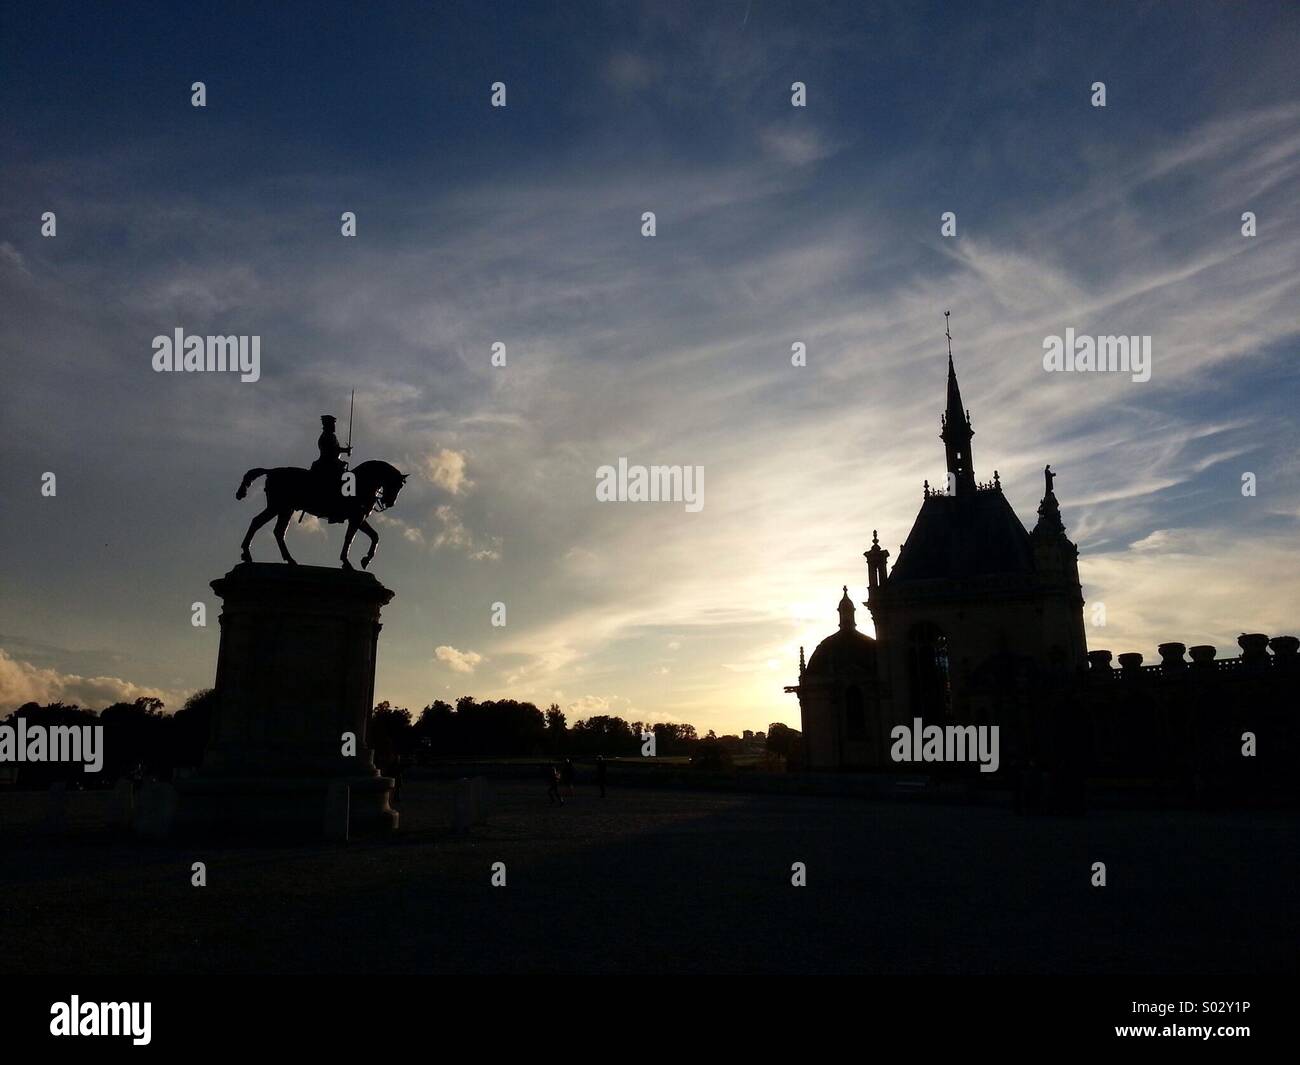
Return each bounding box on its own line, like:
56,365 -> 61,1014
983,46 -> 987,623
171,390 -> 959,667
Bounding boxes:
340,517 -> 359,570
273,509 -> 297,564
359,518 -> 379,569
241,505 -> 277,563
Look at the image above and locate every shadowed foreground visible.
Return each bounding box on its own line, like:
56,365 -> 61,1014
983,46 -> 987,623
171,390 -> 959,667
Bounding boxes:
1,781 -> 1293,974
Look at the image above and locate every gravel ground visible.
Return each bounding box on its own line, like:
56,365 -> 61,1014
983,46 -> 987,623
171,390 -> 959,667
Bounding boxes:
1,780 -> 1294,974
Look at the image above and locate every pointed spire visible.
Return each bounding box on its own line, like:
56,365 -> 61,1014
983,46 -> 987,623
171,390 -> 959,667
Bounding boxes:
939,311 -> 976,495
837,585 -> 856,630
944,311 -> 964,423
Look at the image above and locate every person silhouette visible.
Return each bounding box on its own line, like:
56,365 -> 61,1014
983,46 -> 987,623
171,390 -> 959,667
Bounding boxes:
310,415 -> 352,517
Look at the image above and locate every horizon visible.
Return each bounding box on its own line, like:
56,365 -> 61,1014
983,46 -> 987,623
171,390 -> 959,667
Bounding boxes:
2,0 -> 1299,735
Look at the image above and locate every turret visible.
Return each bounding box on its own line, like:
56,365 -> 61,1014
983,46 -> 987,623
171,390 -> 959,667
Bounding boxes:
865,530 -> 889,591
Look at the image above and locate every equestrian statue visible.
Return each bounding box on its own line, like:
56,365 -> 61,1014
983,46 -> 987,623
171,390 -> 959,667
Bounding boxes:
236,407 -> 408,570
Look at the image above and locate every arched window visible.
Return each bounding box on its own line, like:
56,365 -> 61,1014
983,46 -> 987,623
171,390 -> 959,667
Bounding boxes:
908,622 -> 952,717
844,686 -> 866,740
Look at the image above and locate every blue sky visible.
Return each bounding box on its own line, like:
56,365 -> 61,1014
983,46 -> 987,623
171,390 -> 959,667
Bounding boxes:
1,1 -> 1298,733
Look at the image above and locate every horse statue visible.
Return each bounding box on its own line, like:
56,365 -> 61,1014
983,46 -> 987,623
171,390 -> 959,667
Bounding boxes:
236,460 -> 409,570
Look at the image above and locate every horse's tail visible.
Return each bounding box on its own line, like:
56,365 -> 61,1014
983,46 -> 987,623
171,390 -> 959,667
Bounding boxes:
236,468 -> 269,500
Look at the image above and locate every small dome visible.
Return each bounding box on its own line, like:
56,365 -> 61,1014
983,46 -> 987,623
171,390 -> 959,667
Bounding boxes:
805,627 -> 877,676
806,586 -> 877,676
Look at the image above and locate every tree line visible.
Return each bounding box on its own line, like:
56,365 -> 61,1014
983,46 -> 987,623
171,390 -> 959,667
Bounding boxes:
1,693 -> 215,787
1,692 -> 802,787
370,697 -> 802,766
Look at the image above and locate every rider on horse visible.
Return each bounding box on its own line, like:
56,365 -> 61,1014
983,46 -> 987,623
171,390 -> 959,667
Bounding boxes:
310,414 -> 351,520
236,405 -> 409,569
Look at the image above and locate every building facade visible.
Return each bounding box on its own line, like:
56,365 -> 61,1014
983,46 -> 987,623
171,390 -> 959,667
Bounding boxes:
788,347 -> 1297,795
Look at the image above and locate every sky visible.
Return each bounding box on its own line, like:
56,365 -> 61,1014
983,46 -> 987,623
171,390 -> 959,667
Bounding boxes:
1,1 -> 1298,735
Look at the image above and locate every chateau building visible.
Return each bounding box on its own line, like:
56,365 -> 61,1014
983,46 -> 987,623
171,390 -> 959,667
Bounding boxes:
788,333 -> 1296,796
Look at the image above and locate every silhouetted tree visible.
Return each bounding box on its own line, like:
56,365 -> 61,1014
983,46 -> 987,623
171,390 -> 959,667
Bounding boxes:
651,721 -> 697,755
171,688 -> 217,767
766,722 -> 803,767
402,697 -> 546,757
545,703 -> 566,753
369,702 -> 415,764
693,735 -> 732,771
570,714 -> 637,756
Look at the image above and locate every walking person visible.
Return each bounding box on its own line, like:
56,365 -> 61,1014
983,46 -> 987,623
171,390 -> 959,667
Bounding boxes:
561,757 -> 576,798
545,763 -> 563,805
596,754 -> 607,799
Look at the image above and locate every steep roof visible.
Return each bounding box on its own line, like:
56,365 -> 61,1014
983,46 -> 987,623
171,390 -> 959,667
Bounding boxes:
888,489 -> 1034,583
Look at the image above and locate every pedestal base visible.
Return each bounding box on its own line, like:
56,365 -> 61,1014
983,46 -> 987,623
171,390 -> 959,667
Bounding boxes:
148,562 -> 399,841
170,775 -> 398,839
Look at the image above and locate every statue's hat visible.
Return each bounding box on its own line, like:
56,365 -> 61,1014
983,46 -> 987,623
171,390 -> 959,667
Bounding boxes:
321,414 -> 337,424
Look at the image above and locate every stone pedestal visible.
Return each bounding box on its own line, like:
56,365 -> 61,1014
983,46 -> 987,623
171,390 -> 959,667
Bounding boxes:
165,562 -> 398,839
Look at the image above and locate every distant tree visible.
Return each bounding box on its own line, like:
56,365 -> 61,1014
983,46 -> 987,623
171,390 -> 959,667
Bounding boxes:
766,722 -> 803,768
478,699 -> 547,756
369,702 -> 415,764
571,715 -> 637,756
693,735 -> 732,772
385,696 -> 715,762
717,733 -> 743,755
3,702 -> 101,787
405,696 -> 547,757
100,696 -> 170,779
414,700 -> 454,759
651,722 -> 696,756
171,688 -> 217,767
545,703 -> 566,753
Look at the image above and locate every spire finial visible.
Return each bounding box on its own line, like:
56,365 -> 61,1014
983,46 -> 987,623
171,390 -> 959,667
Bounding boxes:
837,586 -> 856,630
944,310 -> 953,362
